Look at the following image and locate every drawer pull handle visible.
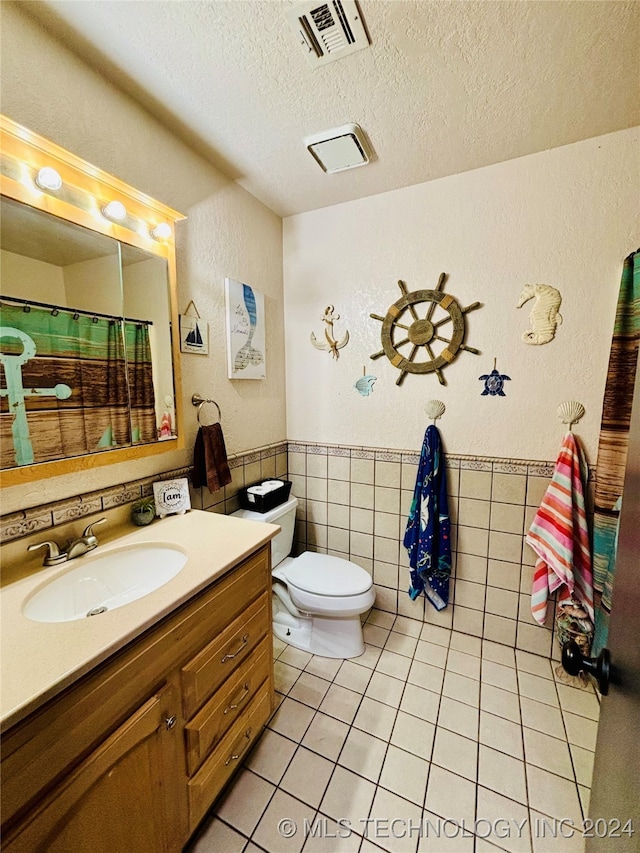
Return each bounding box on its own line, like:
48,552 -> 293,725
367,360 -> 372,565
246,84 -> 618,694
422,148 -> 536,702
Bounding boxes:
223,683 -> 251,715
224,728 -> 252,765
221,634 -> 249,663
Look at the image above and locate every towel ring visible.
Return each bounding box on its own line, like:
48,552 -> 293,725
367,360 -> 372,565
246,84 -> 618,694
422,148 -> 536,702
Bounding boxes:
192,394 -> 221,425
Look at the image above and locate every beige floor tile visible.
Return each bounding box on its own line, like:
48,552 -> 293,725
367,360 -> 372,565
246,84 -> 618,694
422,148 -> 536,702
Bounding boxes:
418,816 -> 475,853
578,785 -> 590,817
475,787 -> 532,853
569,744 -> 595,788
432,727 -> 478,781
289,672 -> 332,708
320,766 -> 376,826
252,788 -> 315,853
425,765 -> 477,825
338,727 -> 387,782
302,817 -> 362,853
379,744 -> 430,805
273,636 -> 287,657
409,659 -> 446,693
269,697 -> 316,741
450,632 -> 482,657
367,786 -> 424,853
414,639 -> 449,668
479,711 -> 524,760
562,711 -> 598,751
437,696 -> 479,741
353,696 -> 398,741
526,764 -> 583,824
523,729 -> 574,780
442,671 -> 481,707
364,624 -> 391,648
244,729 -> 298,784
366,609 -> 396,629
517,672 -> 559,707
376,649 -> 412,681
482,640 -> 516,667
515,651 -> 554,680
556,684 -> 600,721
480,684 -> 520,723
520,697 -> 565,740
319,683 -> 362,724
529,811 -> 586,852
188,816 -> 247,853
275,661 -> 303,694
365,671 -> 406,708
215,768 -> 275,837
384,631 -> 419,658
280,746 -> 335,808
393,615 -> 424,637
280,646 -> 314,670
400,682 -> 441,724
482,660 -> 519,693
334,660 -> 373,694
391,710 -> 435,760
302,711 -> 350,761
447,649 -> 481,680
421,624 -> 452,646
356,644 -> 384,669
478,745 -> 527,804
305,655 -> 343,680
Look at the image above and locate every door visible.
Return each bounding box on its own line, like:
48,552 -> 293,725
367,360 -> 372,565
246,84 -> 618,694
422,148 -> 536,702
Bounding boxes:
587,366 -> 640,851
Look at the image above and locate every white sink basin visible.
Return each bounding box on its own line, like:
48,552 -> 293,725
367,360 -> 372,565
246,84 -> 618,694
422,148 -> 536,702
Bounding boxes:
23,544 -> 188,623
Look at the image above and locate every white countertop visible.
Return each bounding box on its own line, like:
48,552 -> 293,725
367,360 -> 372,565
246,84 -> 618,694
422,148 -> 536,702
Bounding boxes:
0,510 -> 278,729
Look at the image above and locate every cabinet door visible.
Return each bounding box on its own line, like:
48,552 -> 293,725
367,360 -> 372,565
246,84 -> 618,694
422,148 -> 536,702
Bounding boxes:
3,683 -> 183,853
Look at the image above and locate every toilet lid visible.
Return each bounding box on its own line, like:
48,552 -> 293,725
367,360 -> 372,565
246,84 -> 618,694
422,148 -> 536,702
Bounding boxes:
283,552 -> 372,596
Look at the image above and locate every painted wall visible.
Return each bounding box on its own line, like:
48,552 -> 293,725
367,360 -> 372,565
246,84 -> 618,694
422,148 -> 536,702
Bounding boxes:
0,5 -> 285,513
0,250 -> 66,305
283,128 -> 639,464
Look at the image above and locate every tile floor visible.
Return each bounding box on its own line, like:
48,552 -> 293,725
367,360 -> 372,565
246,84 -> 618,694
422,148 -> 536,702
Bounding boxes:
187,610 -> 600,853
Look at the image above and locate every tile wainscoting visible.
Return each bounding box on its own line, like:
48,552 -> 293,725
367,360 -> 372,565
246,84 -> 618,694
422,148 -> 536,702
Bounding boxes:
287,442 -> 594,663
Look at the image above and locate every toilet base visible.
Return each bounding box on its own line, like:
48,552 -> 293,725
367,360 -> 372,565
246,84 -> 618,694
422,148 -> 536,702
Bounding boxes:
273,608 -> 365,659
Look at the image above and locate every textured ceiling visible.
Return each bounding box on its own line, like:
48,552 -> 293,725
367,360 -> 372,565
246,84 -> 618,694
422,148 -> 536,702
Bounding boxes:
21,0 -> 640,217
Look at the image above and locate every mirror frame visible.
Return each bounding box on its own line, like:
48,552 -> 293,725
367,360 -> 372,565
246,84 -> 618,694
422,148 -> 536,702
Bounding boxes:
0,115 -> 185,485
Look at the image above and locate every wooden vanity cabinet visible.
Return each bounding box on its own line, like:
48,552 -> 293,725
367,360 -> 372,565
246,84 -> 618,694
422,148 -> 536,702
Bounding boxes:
1,543 -> 275,852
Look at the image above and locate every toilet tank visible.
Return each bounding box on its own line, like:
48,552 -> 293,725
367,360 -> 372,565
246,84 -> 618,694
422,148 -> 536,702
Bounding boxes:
231,495 -> 298,568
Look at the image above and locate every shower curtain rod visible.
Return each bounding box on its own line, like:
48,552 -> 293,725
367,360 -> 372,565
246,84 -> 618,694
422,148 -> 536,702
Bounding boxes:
0,295 -> 153,326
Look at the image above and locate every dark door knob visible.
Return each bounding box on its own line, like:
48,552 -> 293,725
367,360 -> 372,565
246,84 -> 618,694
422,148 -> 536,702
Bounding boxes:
561,640 -> 611,695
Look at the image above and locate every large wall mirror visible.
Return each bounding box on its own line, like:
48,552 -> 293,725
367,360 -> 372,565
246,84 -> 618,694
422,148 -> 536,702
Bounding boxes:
0,116 -> 184,485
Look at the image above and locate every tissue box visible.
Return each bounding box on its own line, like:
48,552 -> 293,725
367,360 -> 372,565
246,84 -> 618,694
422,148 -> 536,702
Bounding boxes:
239,479 -> 292,513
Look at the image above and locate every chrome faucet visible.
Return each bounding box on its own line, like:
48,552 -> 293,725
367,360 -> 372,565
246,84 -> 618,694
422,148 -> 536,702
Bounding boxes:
28,518 -> 107,566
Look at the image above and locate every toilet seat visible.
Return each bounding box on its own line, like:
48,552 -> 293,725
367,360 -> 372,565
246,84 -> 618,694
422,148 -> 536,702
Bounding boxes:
277,552 -> 372,596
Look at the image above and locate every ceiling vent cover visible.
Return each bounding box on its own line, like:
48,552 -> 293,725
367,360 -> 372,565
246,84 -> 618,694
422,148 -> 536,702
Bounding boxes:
304,123 -> 371,173
286,0 -> 369,67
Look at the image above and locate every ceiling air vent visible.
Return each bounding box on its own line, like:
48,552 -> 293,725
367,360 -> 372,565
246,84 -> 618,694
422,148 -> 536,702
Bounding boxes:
286,0 -> 369,67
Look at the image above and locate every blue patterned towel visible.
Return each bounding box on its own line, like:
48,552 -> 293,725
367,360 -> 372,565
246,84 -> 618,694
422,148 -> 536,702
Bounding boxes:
404,425 -> 452,611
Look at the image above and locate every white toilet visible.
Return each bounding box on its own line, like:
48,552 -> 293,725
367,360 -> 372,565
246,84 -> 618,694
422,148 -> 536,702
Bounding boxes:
232,495 -> 375,658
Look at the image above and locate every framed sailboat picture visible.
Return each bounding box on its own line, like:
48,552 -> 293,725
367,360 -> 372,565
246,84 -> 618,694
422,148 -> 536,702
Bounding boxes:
225,278 -> 266,380
179,313 -> 208,355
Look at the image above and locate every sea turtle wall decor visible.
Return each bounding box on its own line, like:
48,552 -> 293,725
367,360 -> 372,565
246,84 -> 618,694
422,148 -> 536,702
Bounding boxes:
310,305 -> 349,359
370,274 -> 481,386
479,359 -> 511,396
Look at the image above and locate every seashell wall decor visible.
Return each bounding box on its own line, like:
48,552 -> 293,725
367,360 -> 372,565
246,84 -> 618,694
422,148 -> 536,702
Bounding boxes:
354,367 -> 377,396
425,399 -> 446,422
557,400 -> 585,431
516,284 -> 563,345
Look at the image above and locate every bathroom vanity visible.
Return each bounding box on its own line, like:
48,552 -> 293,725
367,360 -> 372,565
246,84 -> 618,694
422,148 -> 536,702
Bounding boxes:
0,510 -> 278,852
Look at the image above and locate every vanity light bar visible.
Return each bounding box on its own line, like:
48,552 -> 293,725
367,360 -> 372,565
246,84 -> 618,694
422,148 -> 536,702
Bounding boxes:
101,200 -> 127,222
35,166 -> 62,191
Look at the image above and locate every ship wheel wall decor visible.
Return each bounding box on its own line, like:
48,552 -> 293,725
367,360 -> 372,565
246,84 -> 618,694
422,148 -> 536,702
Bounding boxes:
370,274 -> 482,386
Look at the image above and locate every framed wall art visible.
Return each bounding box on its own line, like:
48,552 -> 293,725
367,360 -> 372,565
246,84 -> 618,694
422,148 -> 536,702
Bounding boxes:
225,278 -> 266,380
179,301 -> 209,355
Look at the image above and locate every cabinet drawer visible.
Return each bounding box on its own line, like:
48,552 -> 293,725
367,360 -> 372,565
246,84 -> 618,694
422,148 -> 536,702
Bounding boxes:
184,640 -> 270,776
188,683 -> 271,831
182,593 -> 270,719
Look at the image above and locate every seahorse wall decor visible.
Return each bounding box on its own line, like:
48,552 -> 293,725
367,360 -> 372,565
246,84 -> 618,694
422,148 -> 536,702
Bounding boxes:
516,284 -> 563,345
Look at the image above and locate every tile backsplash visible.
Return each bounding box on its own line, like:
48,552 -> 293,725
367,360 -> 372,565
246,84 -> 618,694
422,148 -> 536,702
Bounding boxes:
2,438 -> 592,661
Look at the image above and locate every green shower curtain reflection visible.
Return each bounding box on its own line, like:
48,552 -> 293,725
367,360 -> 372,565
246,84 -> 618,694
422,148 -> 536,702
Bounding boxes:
592,250 -> 640,654
124,320 -> 157,444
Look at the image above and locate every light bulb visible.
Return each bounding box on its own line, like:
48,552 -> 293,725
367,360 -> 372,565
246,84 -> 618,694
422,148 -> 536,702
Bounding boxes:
102,200 -> 127,221
35,167 -> 62,191
150,222 -> 172,240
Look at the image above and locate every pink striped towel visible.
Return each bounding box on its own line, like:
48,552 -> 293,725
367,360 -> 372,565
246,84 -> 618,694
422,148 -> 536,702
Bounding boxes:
527,432 -> 594,627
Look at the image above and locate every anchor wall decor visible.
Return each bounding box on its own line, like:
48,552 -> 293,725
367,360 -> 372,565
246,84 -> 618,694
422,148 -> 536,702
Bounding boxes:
370,274 -> 481,386
310,305 -> 349,360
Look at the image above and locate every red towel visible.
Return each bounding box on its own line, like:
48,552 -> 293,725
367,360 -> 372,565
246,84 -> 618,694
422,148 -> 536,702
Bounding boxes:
192,424 -> 232,493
